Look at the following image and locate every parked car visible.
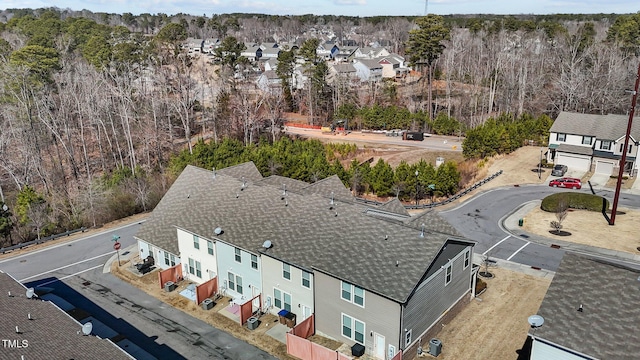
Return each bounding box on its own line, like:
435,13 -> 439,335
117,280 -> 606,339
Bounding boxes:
549,177 -> 582,189
551,164 -> 568,176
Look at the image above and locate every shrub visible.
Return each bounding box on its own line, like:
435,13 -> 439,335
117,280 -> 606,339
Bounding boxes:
540,192 -> 608,212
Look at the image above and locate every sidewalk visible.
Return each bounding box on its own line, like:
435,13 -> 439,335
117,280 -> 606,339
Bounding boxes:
504,200 -> 640,265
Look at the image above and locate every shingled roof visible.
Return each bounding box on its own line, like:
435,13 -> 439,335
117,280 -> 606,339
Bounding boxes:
0,271 -> 132,359
551,112 -> 640,141
135,165 -> 469,303
531,253 -> 640,359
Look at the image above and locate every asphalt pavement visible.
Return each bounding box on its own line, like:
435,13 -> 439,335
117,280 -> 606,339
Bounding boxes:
0,222 -> 276,360
440,184 -> 640,273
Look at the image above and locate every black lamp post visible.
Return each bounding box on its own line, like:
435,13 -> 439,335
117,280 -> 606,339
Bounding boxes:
611,62 -> 640,225
539,148 -> 543,180
415,170 -> 419,206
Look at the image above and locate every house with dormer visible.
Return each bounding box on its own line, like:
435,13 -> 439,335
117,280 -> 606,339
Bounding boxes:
134,162 -> 476,360
548,112 -> 640,176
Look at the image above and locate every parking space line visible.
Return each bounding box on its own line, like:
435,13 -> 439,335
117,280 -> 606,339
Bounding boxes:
28,264 -> 104,287
18,252 -> 113,282
482,235 -> 511,255
507,242 -> 530,261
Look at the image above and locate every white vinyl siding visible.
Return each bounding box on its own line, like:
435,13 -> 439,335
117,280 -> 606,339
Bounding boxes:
274,288 -> 292,312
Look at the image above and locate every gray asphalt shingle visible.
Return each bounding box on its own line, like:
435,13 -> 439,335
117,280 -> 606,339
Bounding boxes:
135,165 -> 466,303
531,253 -> 640,359
551,111 -> 640,141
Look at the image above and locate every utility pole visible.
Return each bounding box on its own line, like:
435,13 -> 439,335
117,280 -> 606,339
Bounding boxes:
610,61 -> 640,225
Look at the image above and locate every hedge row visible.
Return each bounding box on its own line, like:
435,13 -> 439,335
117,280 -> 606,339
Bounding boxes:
541,192 -> 609,212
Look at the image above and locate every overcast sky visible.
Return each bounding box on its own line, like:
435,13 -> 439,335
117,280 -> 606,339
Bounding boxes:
3,0 -> 639,17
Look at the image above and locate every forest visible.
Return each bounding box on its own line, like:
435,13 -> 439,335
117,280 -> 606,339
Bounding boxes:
0,8 -> 639,246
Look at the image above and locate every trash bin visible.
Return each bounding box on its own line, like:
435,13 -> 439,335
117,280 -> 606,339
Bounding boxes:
278,309 -> 289,325
518,218 -> 524,226
429,338 -> 442,356
285,312 -> 297,328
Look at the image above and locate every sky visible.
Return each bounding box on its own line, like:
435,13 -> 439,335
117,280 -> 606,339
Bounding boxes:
2,0 -> 639,17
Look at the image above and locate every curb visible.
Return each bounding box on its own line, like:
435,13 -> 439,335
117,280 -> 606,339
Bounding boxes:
103,244 -> 138,274
501,200 -> 640,266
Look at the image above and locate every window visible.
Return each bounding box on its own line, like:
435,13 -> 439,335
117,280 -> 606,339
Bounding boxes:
342,314 -> 365,344
274,288 -> 291,311
629,144 -> 633,154
164,251 -> 170,266
445,264 -> 452,285
228,272 -> 243,294
405,329 -> 412,346
341,282 -> 351,301
251,254 -> 258,270
188,258 -> 195,275
234,247 -> 242,263
341,281 -> 365,307
195,261 -> 201,278
207,240 -> 214,255
556,133 -> 566,142
600,140 -> 611,150
193,235 -> 200,249
354,286 -> 364,306
620,143 -> 624,152
283,263 -> 291,280
582,136 -> 593,145
464,250 -> 470,269
302,271 -> 311,288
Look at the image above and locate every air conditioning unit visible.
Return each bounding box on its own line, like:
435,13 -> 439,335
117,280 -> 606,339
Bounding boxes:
164,281 -> 177,292
247,316 -> 260,330
429,338 -> 442,357
201,298 -> 215,310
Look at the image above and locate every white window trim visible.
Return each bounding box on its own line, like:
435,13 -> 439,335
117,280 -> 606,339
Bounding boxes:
188,258 -> 195,275
600,140 -> 611,150
193,234 -> 200,249
582,136 -> 593,145
341,281 -> 365,308
302,271 -> 311,288
342,313 -> 366,345
207,240 -> 214,256
405,329 -> 412,347
195,260 -> 202,278
445,263 -> 452,286
283,263 -> 291,280
463,250 -> 470,269
251,254 -> 258,270
274,287 -> 292,312
556,133 -> 566,142
234,247 -> 242,263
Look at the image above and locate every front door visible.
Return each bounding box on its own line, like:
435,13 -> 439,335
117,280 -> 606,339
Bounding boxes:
373,333 -> 385,359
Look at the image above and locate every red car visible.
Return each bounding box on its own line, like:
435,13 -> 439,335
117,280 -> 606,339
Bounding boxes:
549,177 -> 582,189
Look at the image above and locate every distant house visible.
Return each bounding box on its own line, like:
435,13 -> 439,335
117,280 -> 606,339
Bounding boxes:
256,70 -> 282,91
529,253 -> 640,360
334,45 -> 359,62
241,43 -> 262,62
0,271 -> 133,359
355,46 -> 390,60
135,163 -> 476,360
548,112 -> 640,176
317,42 -> 339,60
327,63 -> 358,86
264,58 -> 279,72
353,59 -> 383,82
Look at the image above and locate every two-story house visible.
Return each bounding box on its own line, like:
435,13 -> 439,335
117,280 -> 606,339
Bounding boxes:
353,59 -> 383,82
135,163 -> 476,360
548,112 -> 640,176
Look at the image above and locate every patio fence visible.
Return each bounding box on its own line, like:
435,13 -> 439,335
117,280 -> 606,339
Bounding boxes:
240,294 -> 261,324
158,264 -> 182,289
196,277 -> 218,304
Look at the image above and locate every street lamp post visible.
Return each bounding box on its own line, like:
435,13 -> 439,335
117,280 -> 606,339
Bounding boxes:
611,61 -> 640,225
539,148 -> 543,180
415,170 -> 419,206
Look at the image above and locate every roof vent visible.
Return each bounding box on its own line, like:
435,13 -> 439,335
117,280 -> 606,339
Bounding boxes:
241,177 -> 247,191
577,304 -> 583,312
28,313 -> 32,320
263,240 -> 272,249
15,326 -> 21,334
281,184 -> 287,200
8,291 -> 12,297
285,198 -> 289,207
395,260 -> 399,267
26,288 -> 35,299
214,227 -> 223,236
385,235 -> 389,241
330,191 -> 335,206
419,223 -> 425,238
212,167 -> 216,179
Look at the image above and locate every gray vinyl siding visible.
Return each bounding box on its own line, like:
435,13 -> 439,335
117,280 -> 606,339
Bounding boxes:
531,338 -> 594,360
314,271 -> 401,355
425,243 -> 469,279
402,246 -> 472,348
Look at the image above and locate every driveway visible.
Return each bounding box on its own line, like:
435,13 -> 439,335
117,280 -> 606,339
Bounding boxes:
587,173 -> 610,187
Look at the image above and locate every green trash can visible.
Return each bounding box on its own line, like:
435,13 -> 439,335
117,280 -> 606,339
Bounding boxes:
518,218 -> 524,226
